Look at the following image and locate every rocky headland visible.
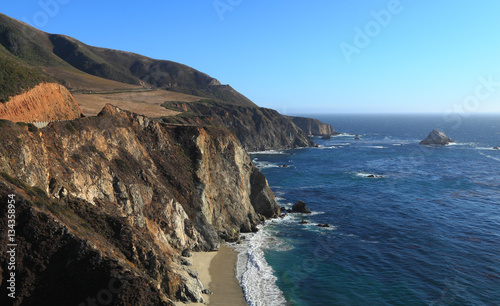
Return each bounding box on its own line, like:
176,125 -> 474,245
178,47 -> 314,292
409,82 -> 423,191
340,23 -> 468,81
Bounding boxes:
0,12 -> 337,305
162,101 -> 335,151
0,104 -> 279,305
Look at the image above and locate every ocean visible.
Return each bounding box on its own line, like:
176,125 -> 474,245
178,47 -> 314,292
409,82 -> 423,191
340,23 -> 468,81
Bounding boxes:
233,114 -> 500,305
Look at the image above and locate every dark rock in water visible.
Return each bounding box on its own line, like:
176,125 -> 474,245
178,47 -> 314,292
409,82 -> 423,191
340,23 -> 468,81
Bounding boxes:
292,200 -> 312,213
280,164 -> 288,168
493,147 -> 499,150
280,206 -> 287,212
300,219 -> 308,224
367,174 -> 383,178
355,134 -> 360,140
286,209 -> 293,213
182,249 -> 192,258
317,224 -> 330,228
419,129 -> 454,145
321,135 -> 331,140
202,289 -> 213,295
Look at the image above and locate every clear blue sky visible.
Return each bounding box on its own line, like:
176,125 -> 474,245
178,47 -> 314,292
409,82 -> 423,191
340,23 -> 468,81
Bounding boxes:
1,1 -> 500,114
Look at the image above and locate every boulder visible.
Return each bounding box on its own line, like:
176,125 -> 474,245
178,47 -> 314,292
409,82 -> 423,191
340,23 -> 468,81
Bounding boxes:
300,219 -> 308,224
202,289 -> 213,295
493,147 -> 499,150
292,200 -> 311,213
182,249 -> 192,258
419,129 -> 454,145
317,224 -> 330,228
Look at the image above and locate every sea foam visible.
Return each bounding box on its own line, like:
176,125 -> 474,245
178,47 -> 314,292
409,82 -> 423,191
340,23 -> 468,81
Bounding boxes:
234,224 -> 287,306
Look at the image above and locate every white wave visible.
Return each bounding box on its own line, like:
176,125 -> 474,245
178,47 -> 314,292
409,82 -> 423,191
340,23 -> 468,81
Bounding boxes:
360,240 -> 380,244
353,172 -> 385,178
238,224 -> 287,306
365,145 -> 387,149
301,222 -> 338,231
316,145 -> 337,149
248,150 -> 287,155
253,160 -> 281,169
479,152 -> 500,162
475,146 -> 500,151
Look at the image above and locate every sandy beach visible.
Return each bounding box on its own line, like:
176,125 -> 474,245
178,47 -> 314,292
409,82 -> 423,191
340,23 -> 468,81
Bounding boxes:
175,245 -> 247,306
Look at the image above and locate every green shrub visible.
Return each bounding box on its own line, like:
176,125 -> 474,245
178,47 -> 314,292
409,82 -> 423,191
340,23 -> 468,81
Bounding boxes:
72,153 -> 82,163
65,123 -> 76,133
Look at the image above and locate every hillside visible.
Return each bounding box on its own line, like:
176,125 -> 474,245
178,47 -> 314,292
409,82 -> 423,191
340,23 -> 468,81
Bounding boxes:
0,51 -> 52,102
0,82 -> 82,122
163,100 -> 316,151
0,13 -> 256,107
0,105 -> 279,305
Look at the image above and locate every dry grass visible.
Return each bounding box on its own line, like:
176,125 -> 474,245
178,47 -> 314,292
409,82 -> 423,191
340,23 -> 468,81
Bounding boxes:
74,89 -> 202,117
43,66 -> 142,91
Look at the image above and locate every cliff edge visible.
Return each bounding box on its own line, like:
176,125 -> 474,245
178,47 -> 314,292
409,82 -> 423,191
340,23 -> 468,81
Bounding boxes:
0,104 -> 278,305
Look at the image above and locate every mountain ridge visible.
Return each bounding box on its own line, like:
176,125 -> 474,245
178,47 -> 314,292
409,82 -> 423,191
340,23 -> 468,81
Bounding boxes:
0,12 -> 257,107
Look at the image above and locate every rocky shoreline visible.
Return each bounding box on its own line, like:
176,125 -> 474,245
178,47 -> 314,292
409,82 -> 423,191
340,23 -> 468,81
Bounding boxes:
0,104 -> 281,305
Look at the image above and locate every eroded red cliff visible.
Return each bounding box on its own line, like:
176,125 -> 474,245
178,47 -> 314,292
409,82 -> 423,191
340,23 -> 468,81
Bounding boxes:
0,82 -> 82,122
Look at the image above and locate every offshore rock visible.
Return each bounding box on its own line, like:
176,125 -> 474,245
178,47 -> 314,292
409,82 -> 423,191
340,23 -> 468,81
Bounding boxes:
292,200 -> 312,213
419,129 -> 454,145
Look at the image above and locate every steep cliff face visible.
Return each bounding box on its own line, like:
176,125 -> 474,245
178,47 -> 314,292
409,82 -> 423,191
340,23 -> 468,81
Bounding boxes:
0,105 -> 279,305
163,101 -> 317,151
0,82 -> 82,122
290,116 -> 337,136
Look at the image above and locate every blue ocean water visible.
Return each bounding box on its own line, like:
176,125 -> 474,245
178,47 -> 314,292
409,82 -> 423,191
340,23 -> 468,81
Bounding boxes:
238,114 -> 500,306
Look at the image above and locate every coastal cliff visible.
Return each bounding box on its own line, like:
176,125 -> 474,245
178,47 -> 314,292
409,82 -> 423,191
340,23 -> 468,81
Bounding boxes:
289,116 -> 337,136
0,104 -> 279,305
0,82 -> 82,122
163,100 -> 324,151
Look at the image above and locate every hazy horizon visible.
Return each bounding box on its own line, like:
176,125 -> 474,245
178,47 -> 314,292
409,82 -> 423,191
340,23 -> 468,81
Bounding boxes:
2,1 -> 500,114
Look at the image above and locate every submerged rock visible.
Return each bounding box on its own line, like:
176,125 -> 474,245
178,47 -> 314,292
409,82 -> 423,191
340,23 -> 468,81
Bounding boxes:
292,200 -> 312,213
419,129 -> 454,145
493,147 -> 499,150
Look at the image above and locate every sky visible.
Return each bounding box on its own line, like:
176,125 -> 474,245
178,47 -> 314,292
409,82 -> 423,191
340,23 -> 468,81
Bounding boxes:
1,0 -> 500,115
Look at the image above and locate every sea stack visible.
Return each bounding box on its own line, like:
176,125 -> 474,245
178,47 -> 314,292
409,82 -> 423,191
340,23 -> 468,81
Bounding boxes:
419,129 -> 454,146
